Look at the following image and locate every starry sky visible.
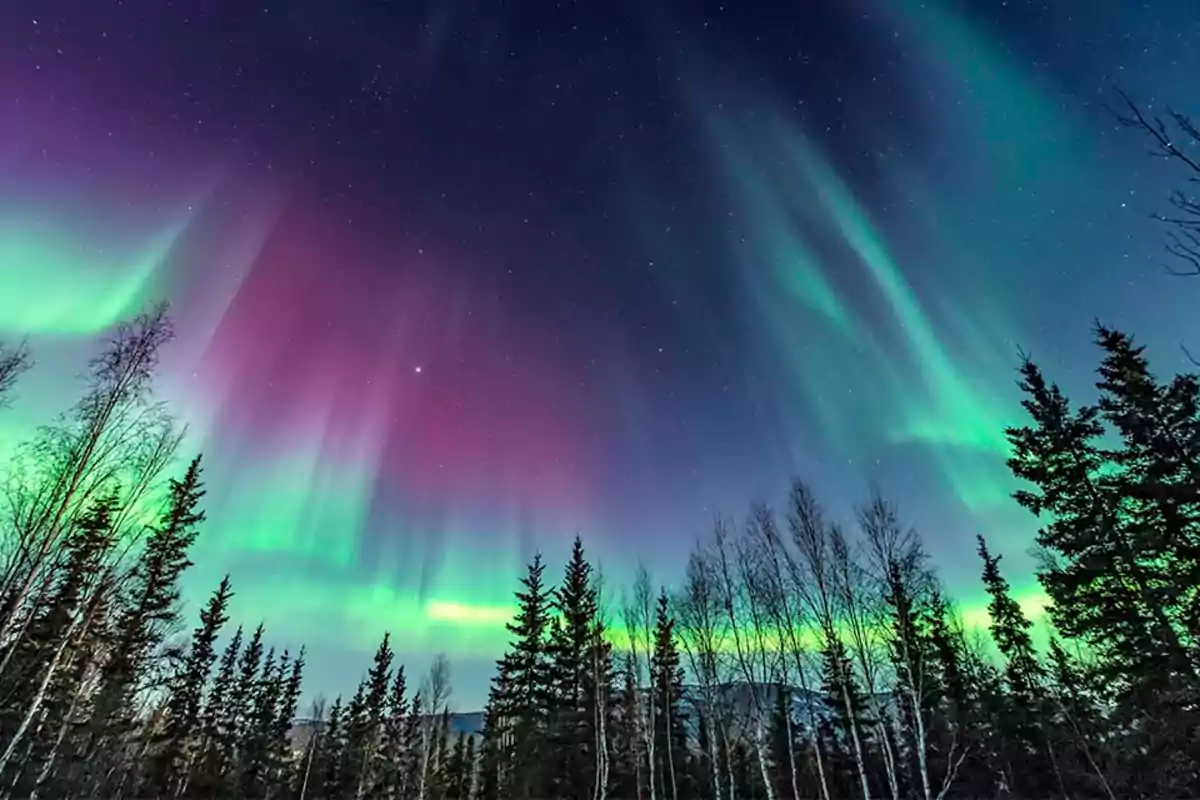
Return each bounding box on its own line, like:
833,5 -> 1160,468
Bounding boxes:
2,0 -> 1200,709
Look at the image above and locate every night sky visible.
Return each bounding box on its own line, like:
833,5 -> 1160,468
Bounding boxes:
2,0 -> 1199,709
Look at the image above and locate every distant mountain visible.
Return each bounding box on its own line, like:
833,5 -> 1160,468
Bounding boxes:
287,682 -> 891,750
288,710 -> 486,752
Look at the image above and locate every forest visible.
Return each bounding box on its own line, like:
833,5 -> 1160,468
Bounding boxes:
2,104 -> 1200,800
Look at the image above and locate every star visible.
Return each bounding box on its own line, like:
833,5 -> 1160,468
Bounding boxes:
414,365 -> 423,374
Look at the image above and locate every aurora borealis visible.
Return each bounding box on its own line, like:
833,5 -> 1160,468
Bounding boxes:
3,0 -> 1199,707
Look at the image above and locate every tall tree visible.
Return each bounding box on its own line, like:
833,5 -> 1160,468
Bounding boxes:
147,575 -> 233,798
88,456 -> 208,762
650,591 -> 687,800
482,554 -> 554,800
548,537 -> 608,800
0,305 -> 178,686
1007,347 -> 1189,700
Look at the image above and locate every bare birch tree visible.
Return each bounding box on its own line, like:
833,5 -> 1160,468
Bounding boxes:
591,566 -> 613,800
786,482 -> 872,800
749,507 -> 831,800
859,495 -> 970,800
417,653 -> 452,800
828,523 -> 900,800
0,306 -> 177,681
674,549 -> 731,800
0,343 -> 31,409
711,515 -> 777,800
622,566 -> 657,800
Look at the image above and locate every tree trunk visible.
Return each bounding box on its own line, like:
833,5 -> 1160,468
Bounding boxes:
783,699 -> 800,800
837,662 -> 872,800
752,711 -> 776,800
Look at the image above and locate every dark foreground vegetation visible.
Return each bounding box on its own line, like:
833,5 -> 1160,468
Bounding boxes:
4,99 -> 1200,800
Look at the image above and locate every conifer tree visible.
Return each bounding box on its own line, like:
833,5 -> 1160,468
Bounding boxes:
481,554 -> 553,800
376,662 -> 410,799
976,536 -> 1043,712
349,633 -> 393,798
977,535 -> 1058,797
101,457 -> 206,713
147,575 -> 233,798
547,537 -> 607,800
316,695 -> 349,800
1006,349 -> 1182,700
194,624 -> 244,794
650,591 -> 687,800
817,636 -> 872,799
0,495 -> 119,792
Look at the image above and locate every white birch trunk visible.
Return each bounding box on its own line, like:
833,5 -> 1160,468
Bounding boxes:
753,711 -> 776,800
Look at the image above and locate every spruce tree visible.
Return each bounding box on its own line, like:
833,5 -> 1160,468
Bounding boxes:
483,554 -> 553,800
346,633 -> 392,797
1006,349 -> 1184,700
976,536 -> 1043,710
147,575 -> 233,798
93,456 -> 207,743
977,535 -> 1054,797
377,662 -> 410,798
650,591 -> 687,800
316,696 -> 349,800
817,636 -> 872,799
547,537 -> 606,800
768,686 -> 800,800
193,624 -> 244,795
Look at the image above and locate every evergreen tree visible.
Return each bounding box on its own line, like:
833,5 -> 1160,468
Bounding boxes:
193,624 -> 244,795
976,536 -> 1043,711
481,554 -> 553,800
344,633 -> 392,797
767,685 -> 800,800
650,591 -> 688,800
377,662 -> 411,799
272,647 -> 305,791
547,537 -> 609,800
147,575 -> 233,798
1006,346 -> 1187,702
817,636 -> 872,799
91,456 -> 207,749
316,695 -> 349,800
976,535 -> 1049,796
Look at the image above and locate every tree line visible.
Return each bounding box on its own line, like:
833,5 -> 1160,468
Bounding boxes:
2,97 -> 1200,800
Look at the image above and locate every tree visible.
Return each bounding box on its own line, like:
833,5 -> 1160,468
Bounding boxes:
1115,91 -> 1200,278
673,550 -> 732,800
787,484 -> 872,800
88,455 -> 208,764
193,624 -> 245,795
0,341 -> 31,407
747,505 -> 827,800
622,564 -> 658,800
976,535 -> 1053,796
1006,345 -> 1190,701
147,575 -> 233,798
0,305 -> 178,687
0,493 -> 120,789
711,517 -> 780,800
482,554 -> 554,800
548,537 -> 612,800
650,591 -> 687,800
417,654 -> 453,800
